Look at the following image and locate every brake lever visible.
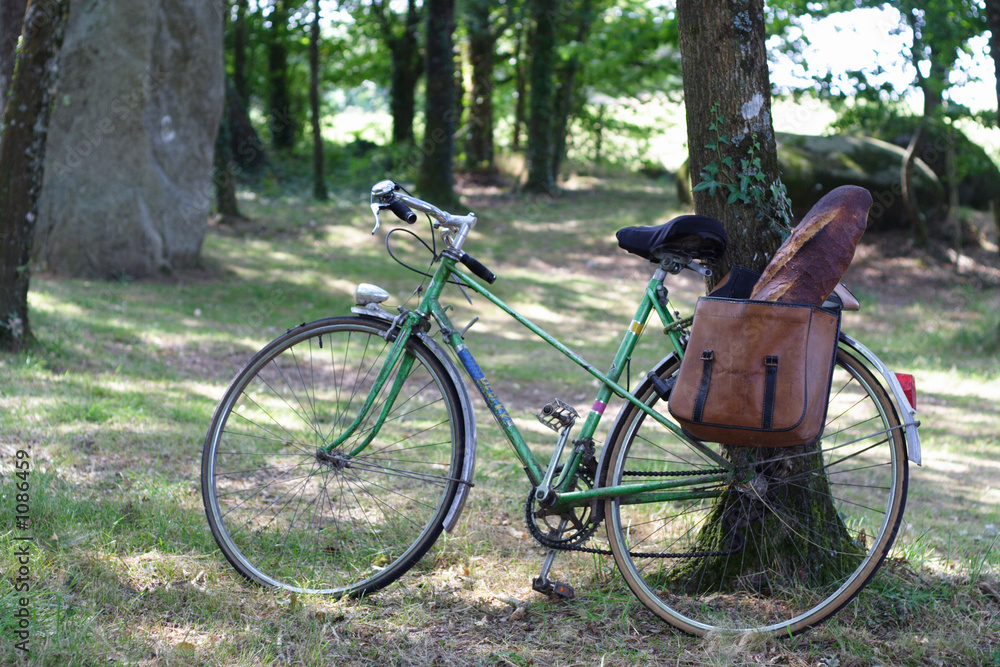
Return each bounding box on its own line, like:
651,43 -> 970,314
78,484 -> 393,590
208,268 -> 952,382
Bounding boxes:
370,179 -> 399,234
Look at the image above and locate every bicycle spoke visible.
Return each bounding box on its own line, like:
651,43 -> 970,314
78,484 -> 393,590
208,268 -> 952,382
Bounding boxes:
203,318 -> 463,595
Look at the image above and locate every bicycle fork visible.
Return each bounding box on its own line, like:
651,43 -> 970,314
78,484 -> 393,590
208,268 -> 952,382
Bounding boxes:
320,328 -> 417,458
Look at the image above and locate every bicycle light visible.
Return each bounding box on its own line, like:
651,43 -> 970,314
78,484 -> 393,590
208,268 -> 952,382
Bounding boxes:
355,283 -> 390,306
895,373 -> 916,409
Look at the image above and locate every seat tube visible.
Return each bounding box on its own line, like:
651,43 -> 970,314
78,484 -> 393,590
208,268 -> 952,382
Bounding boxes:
556,278 -> 662,491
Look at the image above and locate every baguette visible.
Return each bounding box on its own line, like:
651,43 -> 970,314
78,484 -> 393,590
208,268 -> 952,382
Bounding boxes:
750,186 -> 872,305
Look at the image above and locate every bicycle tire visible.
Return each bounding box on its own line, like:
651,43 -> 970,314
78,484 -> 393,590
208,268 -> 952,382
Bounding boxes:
603,343 -> 908,636
202,316 -> 465,596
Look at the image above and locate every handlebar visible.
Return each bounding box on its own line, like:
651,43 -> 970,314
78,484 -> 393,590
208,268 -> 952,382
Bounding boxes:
370,180 -> 478,249
387,199 -> 417,224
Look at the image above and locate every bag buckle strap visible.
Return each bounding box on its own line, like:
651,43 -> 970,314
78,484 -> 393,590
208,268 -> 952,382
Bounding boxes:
762,355 -> 779,429
692,350 -> 714,423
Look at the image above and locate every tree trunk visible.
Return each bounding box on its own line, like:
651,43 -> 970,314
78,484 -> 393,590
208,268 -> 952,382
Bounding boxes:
0,0 -> 27,110
416,0 -> 457,207
901,124 -> 932,246
385,0 -> 422,146
464,0 -> 498,174
986,0 -> 999,266
0,0 -> 69,352
677,0 -> 851,587
309,0 -> 327,201
678,0 -> 786,281
987,0 -> 999,127
524,0 -> 558,194
904,10 -> 948,118
268,0 -> 295,151
233,0 -> 249,110
216,82 -> 244,221
552,0 -> 595,179
227,85 -> 268,172
512,26 -> 526,153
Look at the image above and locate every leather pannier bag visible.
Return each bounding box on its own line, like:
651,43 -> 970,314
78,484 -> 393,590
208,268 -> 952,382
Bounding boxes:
667,297 -> 841,448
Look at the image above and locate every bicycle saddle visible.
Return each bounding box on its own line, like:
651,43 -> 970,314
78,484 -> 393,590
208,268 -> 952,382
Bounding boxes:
616,215 -> 728,263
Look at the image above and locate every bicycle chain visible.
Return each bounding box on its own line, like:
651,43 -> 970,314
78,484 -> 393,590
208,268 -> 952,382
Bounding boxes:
528,466 -> 738,559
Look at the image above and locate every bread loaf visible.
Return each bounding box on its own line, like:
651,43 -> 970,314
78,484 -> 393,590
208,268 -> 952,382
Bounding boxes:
750,186 -> 872,305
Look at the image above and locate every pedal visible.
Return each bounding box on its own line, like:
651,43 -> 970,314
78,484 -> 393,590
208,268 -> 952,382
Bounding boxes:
535,398 -> 578,432
532,576 -> 575,600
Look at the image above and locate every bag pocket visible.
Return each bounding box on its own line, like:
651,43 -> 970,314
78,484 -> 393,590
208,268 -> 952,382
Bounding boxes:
667,297 -> 840,447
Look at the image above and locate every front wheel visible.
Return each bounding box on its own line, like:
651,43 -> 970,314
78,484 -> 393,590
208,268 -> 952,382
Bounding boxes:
604,344 -> 908,636
202,317 -> 465,596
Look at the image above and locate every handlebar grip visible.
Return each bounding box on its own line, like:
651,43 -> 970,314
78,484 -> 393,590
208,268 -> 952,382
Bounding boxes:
459,253 -> 497,284
389,200 -> 418,224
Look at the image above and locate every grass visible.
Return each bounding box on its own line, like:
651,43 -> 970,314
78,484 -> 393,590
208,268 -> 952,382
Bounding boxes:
2,172 -> 999,665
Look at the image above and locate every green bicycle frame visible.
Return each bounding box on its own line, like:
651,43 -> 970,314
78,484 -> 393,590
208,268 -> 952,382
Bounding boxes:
330,250 -> 735,511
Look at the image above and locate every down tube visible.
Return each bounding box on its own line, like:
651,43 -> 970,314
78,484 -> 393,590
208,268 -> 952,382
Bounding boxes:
451,341 -> 546,486
445,268 -> 731,471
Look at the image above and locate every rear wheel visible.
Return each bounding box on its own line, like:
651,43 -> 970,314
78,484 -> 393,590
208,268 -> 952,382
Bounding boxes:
604,344 -> 908,636
202,317 -> 465,595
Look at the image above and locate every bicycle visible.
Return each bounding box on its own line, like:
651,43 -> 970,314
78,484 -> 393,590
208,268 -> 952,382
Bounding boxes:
201,180 -> 921,637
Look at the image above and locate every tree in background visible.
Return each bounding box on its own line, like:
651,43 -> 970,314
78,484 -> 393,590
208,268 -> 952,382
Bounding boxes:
268,0 -> 297,150
464,0 -> 511,175
216,82 -> 246,222
365,0 -> 424,145
0,0 -> 69,351
769,1 -> 993,242
310,0 -> 328,200
551,0 -> 596,179
233,0 -> 250,109
524,0 -> 558,193
987,0 -> 1000,126
416,0 -> 457,206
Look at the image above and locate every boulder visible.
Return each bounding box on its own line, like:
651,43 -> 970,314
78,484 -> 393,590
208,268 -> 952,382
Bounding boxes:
34,0 -> 224,278
873,117 -> 1000,212
777,133 -> 944,231
676,133 -> 946,232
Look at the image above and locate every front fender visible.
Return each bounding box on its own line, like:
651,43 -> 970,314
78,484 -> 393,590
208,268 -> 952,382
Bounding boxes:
352,307 -> 478,531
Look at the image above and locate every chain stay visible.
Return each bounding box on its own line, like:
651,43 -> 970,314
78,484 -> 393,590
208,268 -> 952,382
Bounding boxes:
528,466 -> 736,558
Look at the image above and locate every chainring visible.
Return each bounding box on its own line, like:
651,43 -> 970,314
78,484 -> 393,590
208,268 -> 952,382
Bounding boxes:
524,468 -> 600,550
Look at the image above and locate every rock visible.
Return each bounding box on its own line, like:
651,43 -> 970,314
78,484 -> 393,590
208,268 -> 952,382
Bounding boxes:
675,133 -> 946,232
777,133 -> 944,231
878,118 -> 1000,212
34,0 -> 224,278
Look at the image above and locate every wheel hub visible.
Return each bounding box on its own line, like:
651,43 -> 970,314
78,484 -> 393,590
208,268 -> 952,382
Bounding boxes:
316,449 -> 350,471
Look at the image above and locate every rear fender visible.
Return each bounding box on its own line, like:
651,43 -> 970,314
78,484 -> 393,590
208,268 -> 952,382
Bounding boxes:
839,333 -> 921,466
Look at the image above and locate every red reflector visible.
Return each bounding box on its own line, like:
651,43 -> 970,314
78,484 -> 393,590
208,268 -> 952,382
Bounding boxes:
895,373 -> 916,410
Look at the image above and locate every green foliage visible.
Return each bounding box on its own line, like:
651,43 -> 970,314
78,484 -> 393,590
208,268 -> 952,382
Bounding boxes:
767,1 -> 989,109
575,0 -> 681,98
692,105 -> 793,237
